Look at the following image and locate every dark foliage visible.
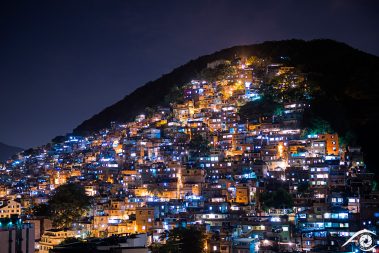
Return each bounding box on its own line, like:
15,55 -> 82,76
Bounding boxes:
48,183 -> 92,228
32,203 -> 51,217
239,96 -> 281,122
188,134 -> 210,159
51,135 -> 66,144
197,64 -> 235,82
297,182 -> 310,194
152,226 -> 205,253
260,188 -> 294,210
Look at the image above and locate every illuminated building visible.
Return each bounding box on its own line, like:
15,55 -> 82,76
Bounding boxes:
135,207 -> 155,233
39,229 -> 75,253
0,218 -> 34,253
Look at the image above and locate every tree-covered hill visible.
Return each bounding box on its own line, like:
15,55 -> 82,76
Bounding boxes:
73,39 -> 379,173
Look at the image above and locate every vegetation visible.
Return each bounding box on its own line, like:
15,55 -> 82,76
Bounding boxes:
51,135 -> 66,144
188,134 -> 210,159
260,188 -> 294,210
23,148 -> 39,156
39,183 -> 92,228
197,64 -> 235,82
32,203 -> 51,217
151,226 -> 206,253
302,117 -> 334,136
144,106 -> 156,118
49,183 -> 91,228
238,96 -> 281,122
297,182 -> 310,196
147,179 -> 165,196
164,85 -> 185,105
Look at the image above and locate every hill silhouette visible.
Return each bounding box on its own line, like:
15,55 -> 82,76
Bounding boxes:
73,39 -> 379,174
0,142 -> 23,162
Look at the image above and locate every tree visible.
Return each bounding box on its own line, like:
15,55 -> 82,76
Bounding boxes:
260,188 -> 293,210
145,107 -> 156,118
302,113 -> 334,138
48,183 -> 91,228
339,130 -> 357,147
152,227 -> 205,253
164,85 -> 184,105
32,203 -> 51,217
23,148 -> 38,156
147,180 -> 165,196
306,117 -> 334,135
188,135 -> 210,158
51,135 -> 66,144
128,213 -> 136,221
297,182 -> 310,194
238,96 -> 280,122
197,64 -> 235,82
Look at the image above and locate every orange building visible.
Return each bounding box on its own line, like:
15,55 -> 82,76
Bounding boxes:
319,133 -> 339,155
235,184 -> 251,205
136,207 -> 155,233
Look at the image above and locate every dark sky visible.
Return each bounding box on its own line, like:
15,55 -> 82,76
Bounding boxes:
1,0 -> 378,149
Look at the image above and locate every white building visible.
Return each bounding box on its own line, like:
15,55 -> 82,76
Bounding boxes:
0,199 -> 21,218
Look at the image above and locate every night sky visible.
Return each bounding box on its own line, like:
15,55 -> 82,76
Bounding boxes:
1,0 -> 379,149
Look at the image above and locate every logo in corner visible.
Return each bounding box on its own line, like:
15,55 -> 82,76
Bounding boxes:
342,229 -> 377,252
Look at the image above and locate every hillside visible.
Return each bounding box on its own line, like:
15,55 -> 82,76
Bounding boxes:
0,142 -> 23,161
73,39 -> 379,172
